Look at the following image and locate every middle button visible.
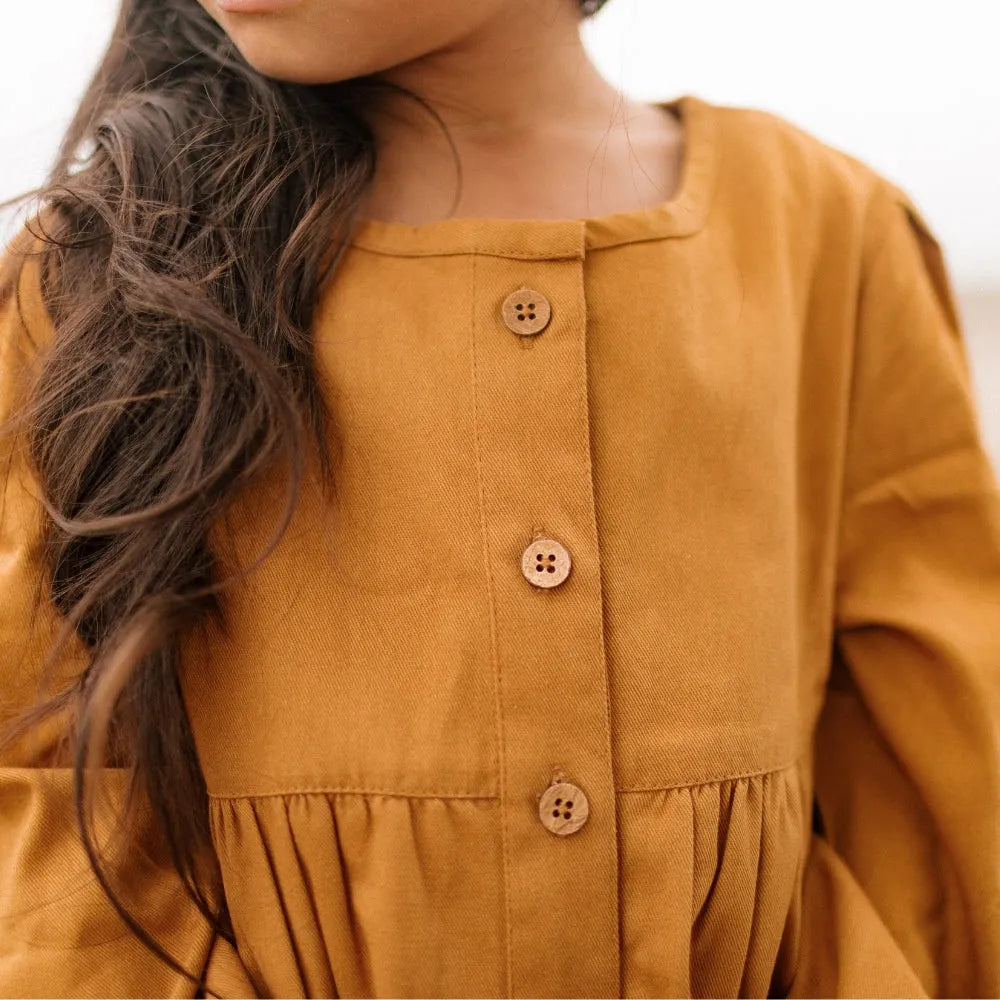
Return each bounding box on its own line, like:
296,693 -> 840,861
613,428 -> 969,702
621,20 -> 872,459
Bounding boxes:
521,537 -> 571,588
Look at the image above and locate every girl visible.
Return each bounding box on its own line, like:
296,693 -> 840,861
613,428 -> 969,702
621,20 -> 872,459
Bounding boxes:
1,1 -> 999,997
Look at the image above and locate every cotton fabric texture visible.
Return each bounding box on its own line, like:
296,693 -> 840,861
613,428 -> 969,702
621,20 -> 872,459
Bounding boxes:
1,93 -> 1000,999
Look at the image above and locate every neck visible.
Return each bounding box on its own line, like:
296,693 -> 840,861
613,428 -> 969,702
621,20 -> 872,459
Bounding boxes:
356,2 -> 682,225
367,2 -> 625,142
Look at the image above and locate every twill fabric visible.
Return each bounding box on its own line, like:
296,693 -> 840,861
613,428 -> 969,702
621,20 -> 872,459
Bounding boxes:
2,94 -> 1000,999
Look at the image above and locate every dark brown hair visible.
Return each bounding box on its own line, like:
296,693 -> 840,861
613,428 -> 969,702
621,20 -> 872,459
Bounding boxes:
0,0 -> 608,992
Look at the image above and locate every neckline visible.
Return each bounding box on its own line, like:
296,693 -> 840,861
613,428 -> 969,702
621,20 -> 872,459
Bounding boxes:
346,92 -> 717,260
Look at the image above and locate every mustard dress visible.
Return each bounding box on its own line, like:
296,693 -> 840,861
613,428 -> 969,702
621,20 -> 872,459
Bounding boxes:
2,94 -> 1000,999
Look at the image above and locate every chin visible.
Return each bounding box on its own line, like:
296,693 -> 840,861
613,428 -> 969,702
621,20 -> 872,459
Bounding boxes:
223,27 -> 378,85
238,52 -> 367,85
242,56 -> 358,85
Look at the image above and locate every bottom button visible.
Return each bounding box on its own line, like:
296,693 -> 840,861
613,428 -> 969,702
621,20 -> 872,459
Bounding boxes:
538,779 -> 589,836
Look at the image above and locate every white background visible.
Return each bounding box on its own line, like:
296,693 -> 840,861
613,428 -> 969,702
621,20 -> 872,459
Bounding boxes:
2,0 -> 998,456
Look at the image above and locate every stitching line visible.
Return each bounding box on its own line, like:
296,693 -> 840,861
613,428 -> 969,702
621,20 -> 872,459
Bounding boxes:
202,764 -> 805,800
469,251 -> 515,998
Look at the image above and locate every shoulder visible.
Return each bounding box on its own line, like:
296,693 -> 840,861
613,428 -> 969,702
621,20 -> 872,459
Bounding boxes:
707,98 -> 885,209
0,209 -> 65,350
700,96 -> 938,278
0,212 -> 61,428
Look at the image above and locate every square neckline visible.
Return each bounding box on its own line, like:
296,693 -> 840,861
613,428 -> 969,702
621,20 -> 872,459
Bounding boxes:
345,92 -> 717,259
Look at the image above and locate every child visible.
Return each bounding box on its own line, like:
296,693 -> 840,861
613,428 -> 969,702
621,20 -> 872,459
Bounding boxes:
1,0 -> 998,996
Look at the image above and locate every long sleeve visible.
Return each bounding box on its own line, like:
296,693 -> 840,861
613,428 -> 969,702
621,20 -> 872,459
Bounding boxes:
0,236 -> 257,999
796,180 -> 1000,996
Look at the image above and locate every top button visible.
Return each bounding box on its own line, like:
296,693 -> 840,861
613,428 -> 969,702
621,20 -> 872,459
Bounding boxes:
501,287 -> 551,336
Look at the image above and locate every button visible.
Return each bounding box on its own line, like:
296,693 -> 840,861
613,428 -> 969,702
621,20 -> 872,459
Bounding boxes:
501,287 -> 551,336
538,779 -> 589,836
521,537 -> 571,588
